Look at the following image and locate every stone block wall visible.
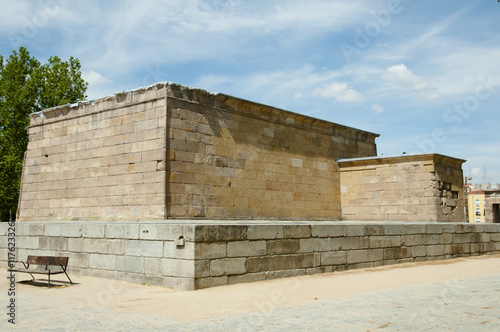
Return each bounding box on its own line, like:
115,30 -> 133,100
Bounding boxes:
17,86 -> 168,221
485,193 -> 500,223
3,221 -> 499,291
165,85 -> 378,219
17,82 -> 378,221
339,154 -> 466,222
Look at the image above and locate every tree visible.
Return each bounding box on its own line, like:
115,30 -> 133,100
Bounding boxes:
0,47 -> 88,221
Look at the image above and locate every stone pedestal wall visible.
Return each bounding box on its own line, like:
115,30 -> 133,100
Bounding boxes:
2,221 -> 499,290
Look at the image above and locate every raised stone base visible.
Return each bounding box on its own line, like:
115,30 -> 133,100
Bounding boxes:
2,221 -> 500,290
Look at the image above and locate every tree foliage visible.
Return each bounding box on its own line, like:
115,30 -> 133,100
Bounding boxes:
0,47 -> 88,221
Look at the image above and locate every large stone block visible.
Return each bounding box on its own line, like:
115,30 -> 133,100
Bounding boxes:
195,242 -> 226,259
39,236 -> 68,251
124,240 -> 163,257
369,236 -> 401,248
195,225 -> 247,242
17,236 -> 40,249
105,224 -> 140,239
426,245 -> 445,256
340,237 -> 369,250
89,254 -> 116,270
160,258 -> 194,278
195,276 -> 228,289
311,225 -> 347,237
247,225 -> 284,240
210,258 -> 247,276
320,251 -> 347,265
44,224 -> 61,236
300,238 -> 340,253
82,224 -> 106,238
116,256 -> 144,273
227,241 -> 266,257
346,249 -> 383,264
247,254 -> 319,273
164,240 -> 195,259
284,225 -> 312,238
267,239 -> 300,255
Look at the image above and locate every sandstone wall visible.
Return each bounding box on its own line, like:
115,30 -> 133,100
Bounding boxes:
339,154 -> 466,222
165,85 -> 378,219
17,85 -> 168,221
16,82 -> 378,221
485,194 -> 500,224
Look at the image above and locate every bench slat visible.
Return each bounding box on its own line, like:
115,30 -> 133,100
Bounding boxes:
27,255 -> 68,266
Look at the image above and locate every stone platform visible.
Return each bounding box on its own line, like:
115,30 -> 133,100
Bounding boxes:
2,221 -> 500,291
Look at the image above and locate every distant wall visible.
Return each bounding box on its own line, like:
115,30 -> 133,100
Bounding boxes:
485,193 -> 500,224
339,154 -> 466,222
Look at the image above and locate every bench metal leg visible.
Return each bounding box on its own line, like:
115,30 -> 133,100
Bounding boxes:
60,265 -> 73,285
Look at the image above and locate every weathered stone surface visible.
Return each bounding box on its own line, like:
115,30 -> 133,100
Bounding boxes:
311,225 -> 347,238
340,237 -> 369,250
320,251 -> 347,265
210,258 -> 247,276
247,225 -> 283,240
124,240 -> 163,257
339,155 -> 465,222
346,249 -> 383,264
284,225 -> 311,238
195,242 -> 226,259
82,224 -> 106,238
369,236 -> 401,248
160,258 -> 194,278
247,254 -> 318,273
89,254 -> 116,270
116,256 -> 144,273
195,225 -> 247,242
227,241 -> 266,257
267,239 -> 300,255
300,238 -> 340,253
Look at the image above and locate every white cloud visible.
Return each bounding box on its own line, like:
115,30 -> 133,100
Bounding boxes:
371,104 -> 384,114
381,64 -> 441,100
82,70 -> 109,86
310,82 -> 364,102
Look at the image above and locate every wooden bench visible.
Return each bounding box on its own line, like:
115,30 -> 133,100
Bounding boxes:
15,256 -> 73,287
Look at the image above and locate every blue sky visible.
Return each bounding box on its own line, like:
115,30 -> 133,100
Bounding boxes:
1,0 -> 499,184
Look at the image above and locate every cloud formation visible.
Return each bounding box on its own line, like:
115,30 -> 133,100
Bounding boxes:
381,64 -> 440,100
309,82 -> 364,102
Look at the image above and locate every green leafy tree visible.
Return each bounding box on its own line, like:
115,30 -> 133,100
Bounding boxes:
0,47 -> 88,221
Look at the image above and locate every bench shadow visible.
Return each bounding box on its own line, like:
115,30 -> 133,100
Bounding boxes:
18,279 -> 79,288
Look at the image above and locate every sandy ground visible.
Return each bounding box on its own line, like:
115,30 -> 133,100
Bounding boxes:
3,254 -> 500,322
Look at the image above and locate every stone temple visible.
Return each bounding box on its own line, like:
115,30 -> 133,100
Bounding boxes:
3,82 -> 499,290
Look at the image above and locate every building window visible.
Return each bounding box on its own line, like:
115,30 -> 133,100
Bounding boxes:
476,199 -> 480,207
476,217 -> 481,223
476,208 -> 481,216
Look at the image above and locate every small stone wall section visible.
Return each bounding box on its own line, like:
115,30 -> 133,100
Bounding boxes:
339,154 -> 465,222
